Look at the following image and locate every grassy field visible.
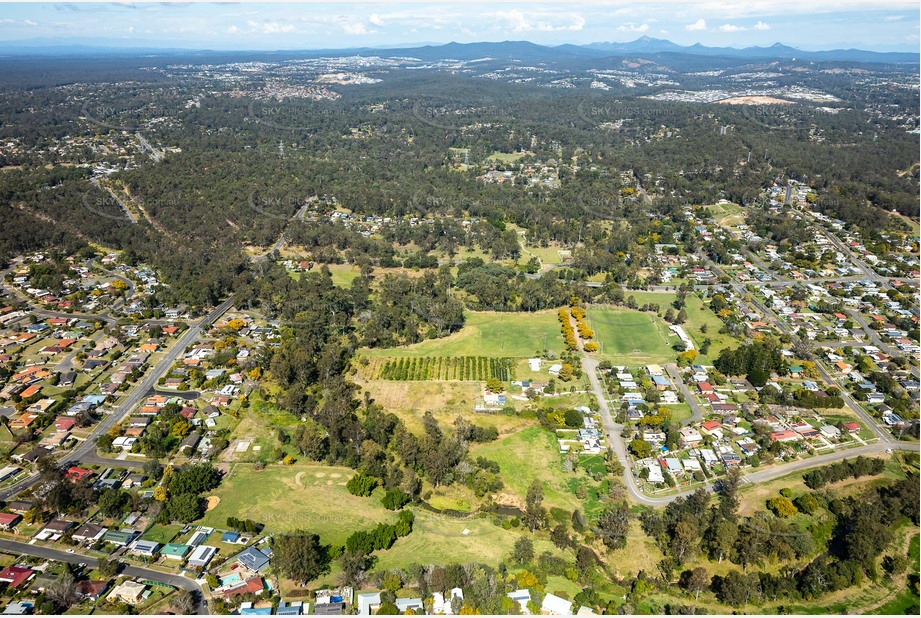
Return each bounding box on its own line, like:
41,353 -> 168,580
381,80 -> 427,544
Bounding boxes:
374,509 -> 564,570
737,453 -> 903,517
485,151 -> 531,164
357,379 -> 532,435
586,305 -> 676,365
522,245 -> 569,266
705,202 -> 746,228
607,292 -> 736,364
197,463 -> 394,546
142,523 -> 183,544
362,310 -> 563,359
472,425 -> 601,515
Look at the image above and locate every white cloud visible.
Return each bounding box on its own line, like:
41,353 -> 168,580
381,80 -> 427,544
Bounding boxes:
617,22 -> 650,33
23,19 -> 38,26
685,18 -> 707,31
718,23 -> 746,32
753,21 -> 772,30
227,25 -> 241,34
369,13 -> 384,27
342,22 -> 369,35
262,21 -> 294,34
884,15 -> 905,21
490,9 -> 585,33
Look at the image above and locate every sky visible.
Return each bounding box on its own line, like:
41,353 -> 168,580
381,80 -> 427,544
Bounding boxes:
0,1 -> 918,52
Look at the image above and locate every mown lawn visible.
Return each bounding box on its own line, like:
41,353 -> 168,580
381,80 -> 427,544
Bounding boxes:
363,310 -> 563,359
141,523 -> 183,544
586,305 -> 676,365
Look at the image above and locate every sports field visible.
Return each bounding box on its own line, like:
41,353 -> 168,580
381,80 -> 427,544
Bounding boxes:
610,291 -> 736,364
586,305 -> 676,365
705,202 -> 746,228
362,310 -> 563,358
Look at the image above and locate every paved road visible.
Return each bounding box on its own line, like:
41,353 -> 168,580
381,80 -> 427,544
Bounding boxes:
665,364 -> 703,426
0,539 -> 207,614
0,296 -> 234,502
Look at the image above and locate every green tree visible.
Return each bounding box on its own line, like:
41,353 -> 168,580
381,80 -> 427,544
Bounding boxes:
346,471 -> 378,497
273,532 -> 331,585
512,536 -> 534,564
596,503 -> 630,550
629,439 -> 652,459
524,480 -> 546,532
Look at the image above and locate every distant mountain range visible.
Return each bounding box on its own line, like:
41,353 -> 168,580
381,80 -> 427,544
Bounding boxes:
583,36 -> 918,64
0,36 -> 917,65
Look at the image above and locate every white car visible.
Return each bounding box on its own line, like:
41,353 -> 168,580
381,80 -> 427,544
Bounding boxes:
66,549 -> 75,554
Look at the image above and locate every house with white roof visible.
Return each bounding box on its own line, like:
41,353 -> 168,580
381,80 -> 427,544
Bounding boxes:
541,593 -> 573,616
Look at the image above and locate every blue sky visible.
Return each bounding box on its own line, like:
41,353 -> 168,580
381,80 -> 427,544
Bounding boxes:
0,1 -> 917,51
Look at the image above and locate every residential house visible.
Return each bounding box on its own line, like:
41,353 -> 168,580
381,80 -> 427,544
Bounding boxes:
541,593 -> 574,616
507,589 -> 531,614
0,566 -> 34,589
236,546 -> 272,572
276,601 -> 305,616
395,599 -> 424,614
223,577 -> 265,600
678,427 -> 703,448
0,513 -> 21,530
432,588 -> 464,615
103,529 -> 136,547
75,580 -> 110,601
187,544 -> 217,568
72,523 -> 107,544
107,580 -> 147,605
357,592 -> 382,616
130,540 -> 160,557
161,543 -> 191,560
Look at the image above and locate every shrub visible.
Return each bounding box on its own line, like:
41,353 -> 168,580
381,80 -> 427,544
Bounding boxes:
766,496 -> 798,518
346,471 -> 378,497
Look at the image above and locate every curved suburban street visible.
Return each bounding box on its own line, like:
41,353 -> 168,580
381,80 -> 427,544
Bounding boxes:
0,539 -> 207,614
574,309 -> 918,508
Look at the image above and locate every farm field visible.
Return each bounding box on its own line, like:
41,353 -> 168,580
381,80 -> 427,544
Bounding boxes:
362,355 -> 515,381
586,305 -> 676,365
197,463 -> 394,546
362,310 -> 563,359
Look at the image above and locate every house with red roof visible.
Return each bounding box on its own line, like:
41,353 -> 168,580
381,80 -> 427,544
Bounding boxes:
55,417 -> 77,432
76,580 -> 110,601
66,466 -> 93,483
0,565 -> 34,588
700,420 -> 722,433
0,512 -> 22,530
19,383 -> 42,399
843,422 -> 861,433
770,430 -> 800,443
223,577 -> 265,599
697,382 -> 714,394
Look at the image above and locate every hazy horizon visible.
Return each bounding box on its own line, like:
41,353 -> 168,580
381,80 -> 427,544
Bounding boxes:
0,1 -> 918,53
